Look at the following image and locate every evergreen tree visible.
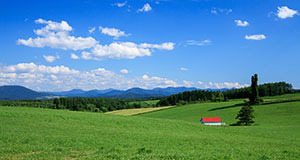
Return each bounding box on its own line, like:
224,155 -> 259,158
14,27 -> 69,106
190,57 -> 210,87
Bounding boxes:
235,104 -> 255,126
249,74 -> 261,104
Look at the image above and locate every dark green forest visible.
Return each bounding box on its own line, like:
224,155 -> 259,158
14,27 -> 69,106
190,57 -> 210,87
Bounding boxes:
0,98 -> 143,113
157,82 -> 293,106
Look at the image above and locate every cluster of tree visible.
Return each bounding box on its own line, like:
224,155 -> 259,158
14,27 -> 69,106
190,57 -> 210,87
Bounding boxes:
53,97 -> 141,112
223,82 -> 293,99
234,74 -> 259,126
0,97 -> 155,113
157,90 -> 226,106
0,100 -> 54,108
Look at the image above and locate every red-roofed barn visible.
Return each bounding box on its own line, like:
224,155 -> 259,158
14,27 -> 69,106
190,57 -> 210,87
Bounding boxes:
201,117 -> 222,125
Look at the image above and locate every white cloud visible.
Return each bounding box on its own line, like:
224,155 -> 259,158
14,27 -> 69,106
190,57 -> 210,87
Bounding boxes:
120,69 -> 129,74
113,1 -> 127,7
0,63 -> 179,91
17,19 -> 174,60
211,8 -> 232,15
82,42 -> 174,60
138,3 -> 152,12
88,27 -> 96,33
17,18 -> 98,50
140,74 -> 178,88
180,67 -> 188,71
183,80 -> 194,87
197,81 -> 204,85
139,42 -> 175,50
43,55 -> 59,63
186,40 -> 211,46
245,34 -> 266,40
234,20 -> 249,27
5,62 -> 79,75
0,63 -> 252,91
212,82 -> 249,89
99,26 -> 130,39
142,74 -> 149,80
70,53 -> 79,60
277,6 -> 298,19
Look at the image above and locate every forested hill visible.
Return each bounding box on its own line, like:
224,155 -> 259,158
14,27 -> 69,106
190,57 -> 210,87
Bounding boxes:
0,85 -> 50,100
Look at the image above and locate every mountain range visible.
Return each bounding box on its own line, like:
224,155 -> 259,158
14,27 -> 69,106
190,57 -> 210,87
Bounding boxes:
0,85 -> 231,100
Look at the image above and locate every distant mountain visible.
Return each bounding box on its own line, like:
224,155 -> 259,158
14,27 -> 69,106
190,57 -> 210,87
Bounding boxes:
51,88 -> 116,97
0,85 -> 50,100
47,87 -> 200,98
0,85 -> 233,100
49,89 -> 86,97
204,88 -> 233,92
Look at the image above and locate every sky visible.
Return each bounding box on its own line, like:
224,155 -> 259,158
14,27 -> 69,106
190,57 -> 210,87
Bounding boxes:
0,0 -> 299,91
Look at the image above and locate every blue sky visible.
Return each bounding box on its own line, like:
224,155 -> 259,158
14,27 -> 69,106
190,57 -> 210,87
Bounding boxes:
0,0 -> 299,91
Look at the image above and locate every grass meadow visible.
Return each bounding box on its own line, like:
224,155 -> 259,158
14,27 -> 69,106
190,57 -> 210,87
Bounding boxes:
0,94 -> 299,159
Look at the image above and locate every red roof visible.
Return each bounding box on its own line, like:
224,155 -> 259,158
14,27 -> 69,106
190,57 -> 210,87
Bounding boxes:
201,117 -> 222,122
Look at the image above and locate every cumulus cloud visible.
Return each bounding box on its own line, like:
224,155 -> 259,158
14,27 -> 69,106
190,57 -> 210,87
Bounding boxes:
139,42 -> 175,50
140,74 -> 178,88
234,20 -> 249,27
113,1 -> 127,7
43,55 -> 59,63
5,62 -> 79,75
198,81 -> 204,85
212,82 -> 249,89
183,80 -> 194,87
70,53 -> 80,59
180,67 -> 188,71
99,26 -> 130,39
138,3 -> 152,12
17,18 -> 98,50
88,27 -> 96,33
17,19 -> 175,60
186,40 -> 211,46
245,34 -> 266,40
120,69 -> 129,74
0,62 -> 180,91
81,42 -> 174,60
277,6 -> 298,19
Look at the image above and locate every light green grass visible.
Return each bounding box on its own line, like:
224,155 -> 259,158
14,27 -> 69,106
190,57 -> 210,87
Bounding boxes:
0,94 -> 300,159
105,106 -> 174,116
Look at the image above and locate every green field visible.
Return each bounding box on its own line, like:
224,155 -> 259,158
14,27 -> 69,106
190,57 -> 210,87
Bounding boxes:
0,94 -> 300,159
105,106 -> 174,116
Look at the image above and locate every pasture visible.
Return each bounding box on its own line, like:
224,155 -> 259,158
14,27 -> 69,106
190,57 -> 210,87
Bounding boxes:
0,94 -> 299,159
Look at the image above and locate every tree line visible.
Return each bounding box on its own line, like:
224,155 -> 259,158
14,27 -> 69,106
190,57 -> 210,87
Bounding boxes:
0,97 -> 149,113
223,82 -> 292,99
157,90 -> 226,106
157,81 -> 293,107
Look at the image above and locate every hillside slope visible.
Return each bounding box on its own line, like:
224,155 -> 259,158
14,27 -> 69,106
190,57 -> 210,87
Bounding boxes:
0,85 -> 49,100
1,97 -> 300,159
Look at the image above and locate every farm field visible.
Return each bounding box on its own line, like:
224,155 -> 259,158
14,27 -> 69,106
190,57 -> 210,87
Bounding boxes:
0,94 -> 300,159
105,106 -> 173,116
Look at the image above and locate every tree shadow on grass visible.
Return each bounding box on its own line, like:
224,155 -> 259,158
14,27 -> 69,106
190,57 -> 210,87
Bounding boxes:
260,99 -> 300,106
208,99 -> 300,112
208,103 -> 245,112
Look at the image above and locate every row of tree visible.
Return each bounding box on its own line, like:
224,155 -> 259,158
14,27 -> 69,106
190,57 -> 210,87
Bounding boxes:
223,82 -> 292,99
157,90 -> 226,106
157,81 -> 293,107
0,98 -> 149,113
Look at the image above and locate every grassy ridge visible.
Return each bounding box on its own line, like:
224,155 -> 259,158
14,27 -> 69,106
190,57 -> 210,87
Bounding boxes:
0,94 -> 300,159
